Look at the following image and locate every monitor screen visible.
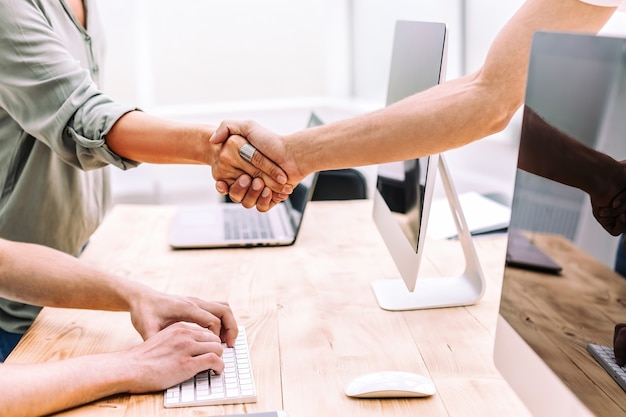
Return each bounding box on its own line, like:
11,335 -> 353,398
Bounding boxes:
372,20 -> 447,297
376,20 -> 448,250
494,31 -> 626,417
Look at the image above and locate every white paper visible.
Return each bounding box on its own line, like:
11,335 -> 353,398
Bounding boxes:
426,191 -> 511,239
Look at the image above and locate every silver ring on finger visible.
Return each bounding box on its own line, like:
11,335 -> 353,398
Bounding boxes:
239,143 -> 257,163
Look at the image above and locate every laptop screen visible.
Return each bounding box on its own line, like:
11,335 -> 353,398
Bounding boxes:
283,171 -> 318,235
283,112 -> 323,232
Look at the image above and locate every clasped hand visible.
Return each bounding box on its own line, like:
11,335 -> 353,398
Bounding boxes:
209,120 -> 306,212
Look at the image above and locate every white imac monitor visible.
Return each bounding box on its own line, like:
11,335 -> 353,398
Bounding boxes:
371,20 -> 485,311
494,31 -> 626,417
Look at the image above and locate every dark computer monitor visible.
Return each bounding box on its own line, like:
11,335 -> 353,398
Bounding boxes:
494,31 -> 626,417
376,20 -> 448,220
371,20 -> 485,311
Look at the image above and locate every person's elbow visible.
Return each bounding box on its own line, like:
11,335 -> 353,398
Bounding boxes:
488,104 -> 519,136
471,69 -> 525,136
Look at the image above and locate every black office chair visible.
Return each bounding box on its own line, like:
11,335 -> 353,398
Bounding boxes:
311,168 -> 368,201
223,168 -> 367,203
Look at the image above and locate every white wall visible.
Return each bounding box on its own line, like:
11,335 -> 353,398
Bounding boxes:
96,0 -> 352,108
464,0 -> 524,73
350,1 -> 626,102
97,0 -> 626,109
349,1 -> 534,103
350,0 -> 462,104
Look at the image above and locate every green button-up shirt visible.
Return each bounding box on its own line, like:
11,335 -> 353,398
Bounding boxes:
0,0 -> 138,333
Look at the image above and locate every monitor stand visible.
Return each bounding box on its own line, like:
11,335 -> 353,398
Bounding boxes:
371,155 -> 486,311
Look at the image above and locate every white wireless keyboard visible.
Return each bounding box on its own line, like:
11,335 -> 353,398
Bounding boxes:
164,326 -> 257,407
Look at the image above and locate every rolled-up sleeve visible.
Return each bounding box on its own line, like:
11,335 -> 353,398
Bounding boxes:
0,0 -> 139,171
65,92 -> 140,171
579,0 -> 626,10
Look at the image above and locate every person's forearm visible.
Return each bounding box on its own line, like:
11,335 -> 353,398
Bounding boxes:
519,106 -> 621,195
286,73 -> 510,175
285,0 -> 615,176
105,110 -> 216,164
0,239 -> 147,312
0,323 -> 228,416
0,353 -> 134,417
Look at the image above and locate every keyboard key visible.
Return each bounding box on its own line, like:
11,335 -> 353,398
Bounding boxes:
223,210 -> 274,241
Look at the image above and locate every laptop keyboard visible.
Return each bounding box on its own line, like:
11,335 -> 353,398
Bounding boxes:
164,326 -> 257,407
224,209 -> 274,240
587,343 -> 626,392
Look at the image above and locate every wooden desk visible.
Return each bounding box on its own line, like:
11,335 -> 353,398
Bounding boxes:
501,232 -> 626,416
7,201 -> 531,417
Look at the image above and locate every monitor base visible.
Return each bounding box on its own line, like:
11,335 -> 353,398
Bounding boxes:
371,154 -> 486,311
371,274 -> 483,311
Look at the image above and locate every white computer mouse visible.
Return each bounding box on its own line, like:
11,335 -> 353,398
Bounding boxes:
344,371 -> 436,399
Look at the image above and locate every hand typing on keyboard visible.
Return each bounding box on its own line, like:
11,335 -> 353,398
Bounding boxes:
124,323 -> 226,393
164,326 -> 257,407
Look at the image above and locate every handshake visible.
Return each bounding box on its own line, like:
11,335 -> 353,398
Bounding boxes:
209,119 -> 313,212
209,113 -> 626,239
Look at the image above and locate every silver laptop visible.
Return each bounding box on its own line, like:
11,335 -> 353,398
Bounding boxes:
168,113 -> 322,249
